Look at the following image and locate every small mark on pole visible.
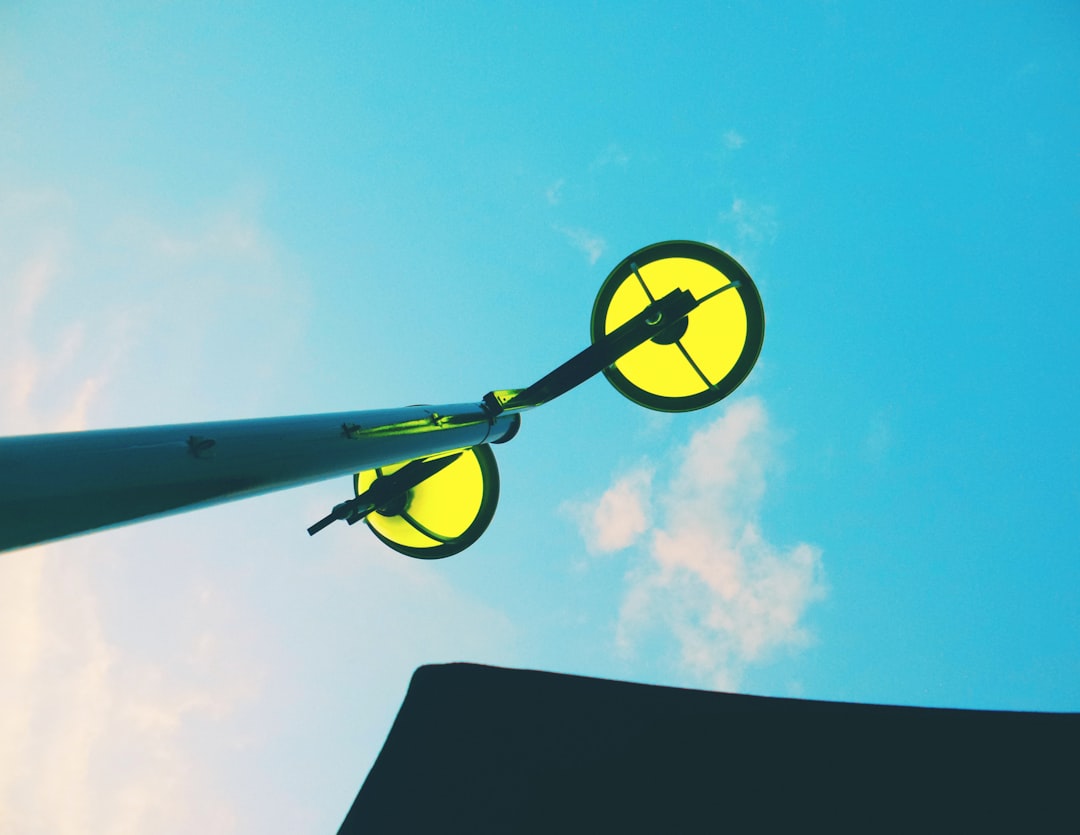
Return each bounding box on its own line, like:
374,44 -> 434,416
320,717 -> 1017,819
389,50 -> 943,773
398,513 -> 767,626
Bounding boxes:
187,436 -> 216,458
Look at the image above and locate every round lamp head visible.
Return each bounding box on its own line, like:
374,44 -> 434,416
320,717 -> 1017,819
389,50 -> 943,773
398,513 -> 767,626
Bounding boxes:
354,444 -> 499,559
591,241 -> 764,412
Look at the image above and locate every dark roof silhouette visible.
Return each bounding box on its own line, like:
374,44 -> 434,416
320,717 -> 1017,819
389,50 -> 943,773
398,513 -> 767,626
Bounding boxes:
338,663 -> 1077,833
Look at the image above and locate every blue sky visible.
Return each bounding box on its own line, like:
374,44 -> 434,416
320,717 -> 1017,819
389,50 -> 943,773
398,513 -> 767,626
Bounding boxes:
2,2 -> 1078,832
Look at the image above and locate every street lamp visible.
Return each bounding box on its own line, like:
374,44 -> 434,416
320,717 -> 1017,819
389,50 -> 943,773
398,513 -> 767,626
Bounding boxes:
0,241 -> 764,557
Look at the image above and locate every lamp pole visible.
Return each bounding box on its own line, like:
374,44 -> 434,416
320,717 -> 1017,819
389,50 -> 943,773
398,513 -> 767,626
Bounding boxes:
0,404 -> 518,553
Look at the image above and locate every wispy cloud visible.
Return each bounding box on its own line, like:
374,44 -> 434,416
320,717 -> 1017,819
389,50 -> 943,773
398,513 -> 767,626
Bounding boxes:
566,466 -> 653,554
590,143 -> 630,170
722,129 -> 746,150
122,203 -> 274,262
576,398 -> 825,690
0,190 -> 118,435
0,186 -> 312,434
863,413 -> 893,464
0,542 -> 259,835
556,225 -> 606,265
721,197 -> 778,245
544,178 -> 565,206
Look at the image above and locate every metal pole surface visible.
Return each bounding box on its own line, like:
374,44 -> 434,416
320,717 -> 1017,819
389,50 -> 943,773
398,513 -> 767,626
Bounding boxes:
0,403 -> 518,553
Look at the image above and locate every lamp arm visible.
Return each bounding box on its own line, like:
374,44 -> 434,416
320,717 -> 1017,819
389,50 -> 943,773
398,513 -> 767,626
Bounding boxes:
307,452 -> 463,536
482,287 -> 698,415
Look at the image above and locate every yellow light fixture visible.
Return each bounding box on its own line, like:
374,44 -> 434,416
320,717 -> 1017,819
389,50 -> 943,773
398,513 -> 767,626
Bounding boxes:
591,241 -> 764,412
354,444 -> 500,559
308,240 -> 765,556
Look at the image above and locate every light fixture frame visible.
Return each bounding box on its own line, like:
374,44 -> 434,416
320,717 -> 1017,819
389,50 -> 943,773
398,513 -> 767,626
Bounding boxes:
356,444 -> 501,560
590,241 -> 765,413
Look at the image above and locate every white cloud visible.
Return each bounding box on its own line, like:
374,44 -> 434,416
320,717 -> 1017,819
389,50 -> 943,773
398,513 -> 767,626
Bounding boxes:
0,191 -> 114,435
556,225 -> 606,265
544,178 -> 565,206
0,485 -> 522,834
863,413 -> 892,464
569,466 -> 653,554
722,129 -> 746,150
591,143 -> 630,169
120,202 -> 273,262
0,542 -> 258,835
1013,61 -> 1038,81
0,186 -> 311,435
721,197 -> 778,245
578,399 -> 825,690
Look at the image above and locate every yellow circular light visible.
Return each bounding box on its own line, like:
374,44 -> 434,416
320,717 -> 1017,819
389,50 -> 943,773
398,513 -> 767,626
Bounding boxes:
591,241 -> 764,412
354,445 -> 499,559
